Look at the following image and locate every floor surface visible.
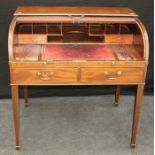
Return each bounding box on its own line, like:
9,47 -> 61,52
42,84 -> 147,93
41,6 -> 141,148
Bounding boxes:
0,95 -> 153,155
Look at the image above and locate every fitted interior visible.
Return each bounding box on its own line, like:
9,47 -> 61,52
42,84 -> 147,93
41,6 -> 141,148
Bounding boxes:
13,22 -> 144,61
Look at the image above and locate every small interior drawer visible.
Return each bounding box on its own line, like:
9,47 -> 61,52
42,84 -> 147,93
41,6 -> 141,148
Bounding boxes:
104,34 -> 133,44
81,68 -> 144,83
17,34 -> 47,44
11,68 -> 77,84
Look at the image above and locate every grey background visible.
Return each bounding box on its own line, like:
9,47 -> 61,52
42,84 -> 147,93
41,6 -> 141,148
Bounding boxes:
0,95 -> 153,154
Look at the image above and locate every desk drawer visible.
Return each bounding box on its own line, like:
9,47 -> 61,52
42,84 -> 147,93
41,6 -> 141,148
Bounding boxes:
11,68 -> 77,84
81,68 -> 144,84
104,35 -> 133,44
17,34 -> 46,44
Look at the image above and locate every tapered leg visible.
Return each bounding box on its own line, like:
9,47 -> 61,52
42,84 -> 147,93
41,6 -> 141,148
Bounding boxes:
115,85 -> 120,106
11,85 -> 20,150
23,86 -> 29,107
131,84 -> 144,148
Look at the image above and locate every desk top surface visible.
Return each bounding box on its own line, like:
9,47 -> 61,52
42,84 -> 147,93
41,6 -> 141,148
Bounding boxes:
14,6 -> 137,17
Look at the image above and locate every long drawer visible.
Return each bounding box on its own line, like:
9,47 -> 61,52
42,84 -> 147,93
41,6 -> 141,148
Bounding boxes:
10,66 -> 145,84
81,68 -> 144,84
11,68 -> 77,84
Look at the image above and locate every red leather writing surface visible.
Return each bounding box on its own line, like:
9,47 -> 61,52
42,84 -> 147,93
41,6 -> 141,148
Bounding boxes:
42,45 -> 115,60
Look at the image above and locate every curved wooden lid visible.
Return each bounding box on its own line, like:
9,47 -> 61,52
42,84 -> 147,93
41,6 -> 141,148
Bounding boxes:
14,6 -> 138,17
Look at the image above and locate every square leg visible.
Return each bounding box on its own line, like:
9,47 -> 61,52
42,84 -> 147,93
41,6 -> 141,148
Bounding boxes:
11,85 -> 20,150
115,85 -> 121,106
131,84 -> 144,148
23,86 -> 29,107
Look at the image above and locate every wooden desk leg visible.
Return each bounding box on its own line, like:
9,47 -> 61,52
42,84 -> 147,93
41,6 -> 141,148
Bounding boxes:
23,86 -> 29,107
131,84 -> 144,148
115,85 -> 120,106
11,85 -> 20,150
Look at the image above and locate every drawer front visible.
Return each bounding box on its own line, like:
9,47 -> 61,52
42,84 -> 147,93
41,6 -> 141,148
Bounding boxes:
81,68 -> 144,84
11,68 -> 77,84
104,35 -> 133,44
17,34 -> 46,44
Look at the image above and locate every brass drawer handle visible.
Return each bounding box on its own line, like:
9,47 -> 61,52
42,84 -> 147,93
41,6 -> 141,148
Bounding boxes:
37,71 -> 54,81
104,71 -> 123,80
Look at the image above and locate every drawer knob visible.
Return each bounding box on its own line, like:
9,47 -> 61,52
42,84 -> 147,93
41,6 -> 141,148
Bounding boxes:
104,71 -> 109,76
16,57 -> 20,61
117,71 -> 122,76
37,71 -> 54,81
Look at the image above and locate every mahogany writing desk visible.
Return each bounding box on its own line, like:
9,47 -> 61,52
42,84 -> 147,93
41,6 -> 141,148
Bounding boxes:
8,6 -> 149,149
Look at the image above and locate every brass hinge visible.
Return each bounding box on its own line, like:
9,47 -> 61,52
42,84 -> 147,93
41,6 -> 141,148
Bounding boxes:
68,15 -> 85,24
